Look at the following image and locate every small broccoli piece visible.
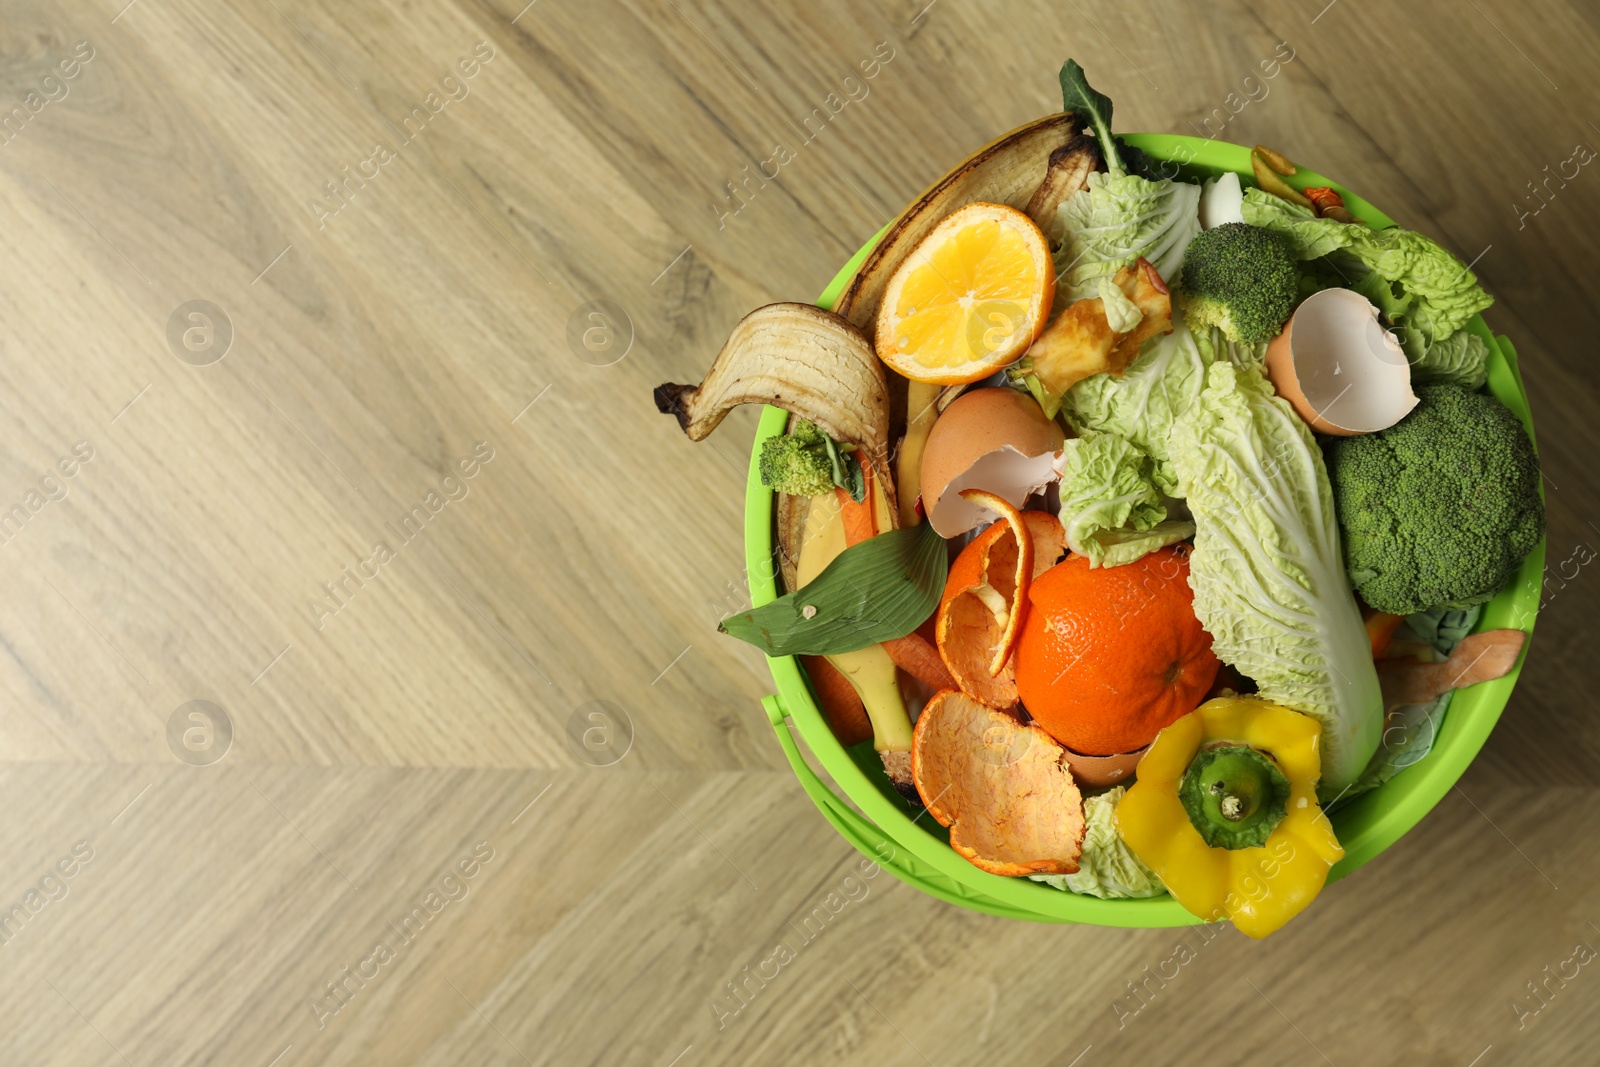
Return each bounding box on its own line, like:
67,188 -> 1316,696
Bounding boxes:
1329,383 -> 1545,615
758,420 -> 835,497
759,419 -> 866,499
1179,222 -> 1299,343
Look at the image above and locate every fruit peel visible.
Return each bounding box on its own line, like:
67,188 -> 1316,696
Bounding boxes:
912,689 -> 1086,876
936,510 -> 1064,708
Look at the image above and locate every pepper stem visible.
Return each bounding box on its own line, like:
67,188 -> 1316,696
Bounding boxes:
1179,743 -> 1291,850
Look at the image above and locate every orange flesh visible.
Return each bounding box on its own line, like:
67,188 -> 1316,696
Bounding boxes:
877,203 -> 1054,384
893,221 -> 1042,367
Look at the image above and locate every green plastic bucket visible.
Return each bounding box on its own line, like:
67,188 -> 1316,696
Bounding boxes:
744,133 -> 1543,926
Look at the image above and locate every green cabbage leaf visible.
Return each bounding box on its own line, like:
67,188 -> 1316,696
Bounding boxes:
1060,311 -> 1211,498
1168,362 -> 1384,799
1054,433 -> 1194,567
1055,172 -> 1201,301
1031,787 -> 1164,899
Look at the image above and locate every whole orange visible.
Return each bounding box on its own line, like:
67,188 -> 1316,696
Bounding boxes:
1013,546 -> 1221,756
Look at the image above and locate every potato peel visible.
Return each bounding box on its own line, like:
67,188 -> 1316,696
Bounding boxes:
1377,629 -> 1526,710
1024,259 -> 1172,399
911,690 -> 1085,876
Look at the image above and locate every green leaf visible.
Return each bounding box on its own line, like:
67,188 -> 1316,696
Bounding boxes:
720,521 -> 947,656
1058,59 -> 1122,174
1114,137 -> 1171,182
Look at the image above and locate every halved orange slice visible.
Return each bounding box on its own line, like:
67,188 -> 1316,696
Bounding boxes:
875,202 -> 1055,385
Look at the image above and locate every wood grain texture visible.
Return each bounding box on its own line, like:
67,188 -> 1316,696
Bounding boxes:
0,1 -> 1596,1064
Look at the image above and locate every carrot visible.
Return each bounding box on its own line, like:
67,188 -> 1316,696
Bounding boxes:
1363,609 -> 1407,659
836,458 -> 879,545
883,631 -> 958,691
1304,186 -> 1345,211
803,655 -> 874,746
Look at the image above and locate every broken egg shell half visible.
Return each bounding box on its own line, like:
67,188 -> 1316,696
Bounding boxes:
1265,287 -> 1418,436
1060,744 -> 1149,788
1199,171 -> 1245,229
921,387 -> 1065,538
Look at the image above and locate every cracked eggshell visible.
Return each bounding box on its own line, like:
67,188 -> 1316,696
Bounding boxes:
1265,287 -> 1418,436
1060,744 -> 1149,788
920,387 -> 1064,538
1199,171 -> 1244,229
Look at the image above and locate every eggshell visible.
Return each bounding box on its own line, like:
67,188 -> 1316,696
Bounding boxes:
1199,172 -> 1244,229
920,388 -> 1065,538
1061,744 -> 1149,788
1265,288 -> 1418,435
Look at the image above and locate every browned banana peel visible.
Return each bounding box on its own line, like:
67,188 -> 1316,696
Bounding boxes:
1024,134 -> 1100,241
654,302 -> 895,517
1376,629 -> 1526,710
775,489 -> 808,593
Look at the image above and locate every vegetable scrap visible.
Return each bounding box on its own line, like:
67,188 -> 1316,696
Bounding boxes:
1329,383 -> 1545,615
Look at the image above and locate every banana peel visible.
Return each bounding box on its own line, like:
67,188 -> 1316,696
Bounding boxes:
654,301 -> 895,517
831,114 -> 1084,332
1024,134 -> 1100,242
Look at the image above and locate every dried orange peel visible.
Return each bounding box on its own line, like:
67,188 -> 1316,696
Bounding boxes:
911,690 -> 1085,876
936,501 -> 1064,707
967,489 -> 1033,675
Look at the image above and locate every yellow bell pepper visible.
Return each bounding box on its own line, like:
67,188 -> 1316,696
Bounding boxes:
1116,696 -> 1344,939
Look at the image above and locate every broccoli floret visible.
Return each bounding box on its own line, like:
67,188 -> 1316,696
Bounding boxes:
1328,383 -> 1545,615
758,420 -> 835,497
1179,222 -> 1299,343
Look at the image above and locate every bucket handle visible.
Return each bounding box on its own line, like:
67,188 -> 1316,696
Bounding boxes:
760,695 -> 906,870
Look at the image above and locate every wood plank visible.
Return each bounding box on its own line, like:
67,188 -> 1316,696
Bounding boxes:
0,1 -> 1595,1064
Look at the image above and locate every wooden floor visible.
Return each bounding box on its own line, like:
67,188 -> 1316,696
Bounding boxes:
1,0 -> 1597,1063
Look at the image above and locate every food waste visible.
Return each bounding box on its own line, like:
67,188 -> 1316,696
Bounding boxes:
654,59 -> 1543,937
